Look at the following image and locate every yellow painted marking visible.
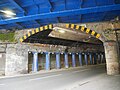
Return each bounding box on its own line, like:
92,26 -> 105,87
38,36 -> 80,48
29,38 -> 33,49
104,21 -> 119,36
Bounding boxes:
66,24 -> 69,28
20,38 -> 23,42
32,30 -> 35,34
81,26 -> 85,31
96,34 -> 100,38
76,25 -> 79,30
40,27 -> 43,31
44,26 -> 48,30
49,24 -> 53,29
91,31 -> 95,35
71,24 -> 74,29
36,28 -> 39,33
28,32 -> 31,37
24,35 -> 27,39
86,28 -> 90,33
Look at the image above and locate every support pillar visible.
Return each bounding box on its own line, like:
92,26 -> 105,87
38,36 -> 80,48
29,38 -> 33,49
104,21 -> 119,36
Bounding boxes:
104,41 -> 120,75
64,53 -> 69,68
100,53 -> 103,63
45,52 -> 50,70
93,53 -> 97,64
103,53 -> 106,63
98,53 -> 101,64
84,53 -> 88,65
79,53 -> 83,66
32,52 -> 38,72
72,53 -> 76,67
89,53 -> 93,65
56,52 -> 60,69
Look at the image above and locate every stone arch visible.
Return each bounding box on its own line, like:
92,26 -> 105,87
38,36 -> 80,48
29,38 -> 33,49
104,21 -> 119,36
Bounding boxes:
65,24 -> 101,38
19,24 -> 102,42
19,24 -> 53,42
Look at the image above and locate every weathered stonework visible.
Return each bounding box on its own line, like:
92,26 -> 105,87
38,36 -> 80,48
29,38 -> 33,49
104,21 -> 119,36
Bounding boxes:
78,22 -> 117,42
16,21 -> 119,43
104,41 -> 120,75
0,44 -> 6,75
4,43 -> 104,76
5,44 -> 29,75
1,21 -> 120,76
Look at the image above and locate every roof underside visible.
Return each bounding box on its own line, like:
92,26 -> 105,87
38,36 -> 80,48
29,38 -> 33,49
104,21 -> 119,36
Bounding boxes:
24,30 -> 103,46
0,0 -> 120,30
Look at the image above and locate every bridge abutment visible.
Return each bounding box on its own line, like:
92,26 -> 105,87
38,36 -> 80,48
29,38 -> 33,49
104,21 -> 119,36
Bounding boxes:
104,41 -> 120,75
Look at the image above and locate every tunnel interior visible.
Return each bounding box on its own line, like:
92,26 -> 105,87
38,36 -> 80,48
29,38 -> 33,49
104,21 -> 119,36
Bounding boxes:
23,28 -> 103,46
26,27 -> 105,73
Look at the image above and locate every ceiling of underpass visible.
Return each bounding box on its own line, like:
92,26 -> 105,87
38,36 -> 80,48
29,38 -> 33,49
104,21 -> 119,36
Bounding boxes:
0,0 -> 119,47
0,0 -> 120,30
24,28 -> 103,46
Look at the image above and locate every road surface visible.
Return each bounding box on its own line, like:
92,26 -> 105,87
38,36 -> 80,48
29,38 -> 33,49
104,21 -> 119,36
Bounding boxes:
0,64 -> 120,90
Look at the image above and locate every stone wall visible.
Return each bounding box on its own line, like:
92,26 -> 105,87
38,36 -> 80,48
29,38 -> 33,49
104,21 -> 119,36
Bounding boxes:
5,44 -> 29,75
104,41 -> 120,75
0,44 -> 6,75
4,43 -> 104,76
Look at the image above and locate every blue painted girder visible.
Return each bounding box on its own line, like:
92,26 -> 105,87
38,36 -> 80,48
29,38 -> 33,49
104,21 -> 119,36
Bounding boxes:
0,4 -> 120,25
8,0 -> 24,12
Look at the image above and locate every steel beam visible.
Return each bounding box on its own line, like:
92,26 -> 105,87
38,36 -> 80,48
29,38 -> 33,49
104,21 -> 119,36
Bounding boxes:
84,53 -> 88,65
0,4 -> 120,25
56,52 -> 60,69
78,53 -> 83,66
32,52 -> 38,72
64,53 -> 69,68
72,53 -> 76,67
8,0 -> 25,12
45,52 -> 50,70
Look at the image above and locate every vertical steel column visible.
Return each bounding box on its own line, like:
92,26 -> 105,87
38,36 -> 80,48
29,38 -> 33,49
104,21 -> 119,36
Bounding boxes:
101,53 -> 104,63
79,53 -> 83,66
32,52 -> 38,72
101,54 -> 103,63
45,52 -> 50,70
94,53 -> 97,64
84,53 -> 88,65
103,53 -> 106,63
64,53 -> 69,68
98,53 -> 101,64
56,52 -> 60,69
72,53 -> 76,67
89,53 -> 93,65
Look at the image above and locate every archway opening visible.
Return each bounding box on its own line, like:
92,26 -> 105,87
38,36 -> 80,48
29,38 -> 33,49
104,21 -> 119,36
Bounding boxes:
20,24 -> 105,73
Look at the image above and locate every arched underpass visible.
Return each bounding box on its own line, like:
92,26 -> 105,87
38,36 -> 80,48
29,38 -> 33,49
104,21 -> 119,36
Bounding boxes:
0,24 -> 119,90
0,0 -> 120,90
1,23 -> 119,76
18,24 -> 105,73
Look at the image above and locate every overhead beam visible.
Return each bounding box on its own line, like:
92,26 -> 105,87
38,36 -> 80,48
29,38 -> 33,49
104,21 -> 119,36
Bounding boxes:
9,0 -> 40,27
16,22 -> 25,29
47,0 -> 60,23
8,0 -> 25,12
0,4 -> 120,25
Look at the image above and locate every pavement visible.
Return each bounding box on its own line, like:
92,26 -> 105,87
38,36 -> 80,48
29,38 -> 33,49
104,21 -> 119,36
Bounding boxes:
0,64 -> 120,90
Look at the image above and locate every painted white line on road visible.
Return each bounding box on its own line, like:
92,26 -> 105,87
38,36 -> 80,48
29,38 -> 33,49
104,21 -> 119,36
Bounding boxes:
71,69 -> 90,74
29,74 -> 62,81
0,84 -> 5,86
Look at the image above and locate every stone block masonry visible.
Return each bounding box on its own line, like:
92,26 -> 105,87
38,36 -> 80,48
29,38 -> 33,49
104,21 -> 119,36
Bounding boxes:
3,43 -> 104,76
0,44 -> 6,75
5,44 -> 29,75
104,41 -> 120,75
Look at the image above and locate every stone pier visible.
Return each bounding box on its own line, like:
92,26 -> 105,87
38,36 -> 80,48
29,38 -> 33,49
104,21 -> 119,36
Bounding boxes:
104,41 -> 120,75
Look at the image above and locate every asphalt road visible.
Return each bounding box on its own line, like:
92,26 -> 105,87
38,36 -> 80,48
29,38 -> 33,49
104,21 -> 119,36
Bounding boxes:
0,64 -> 119,90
